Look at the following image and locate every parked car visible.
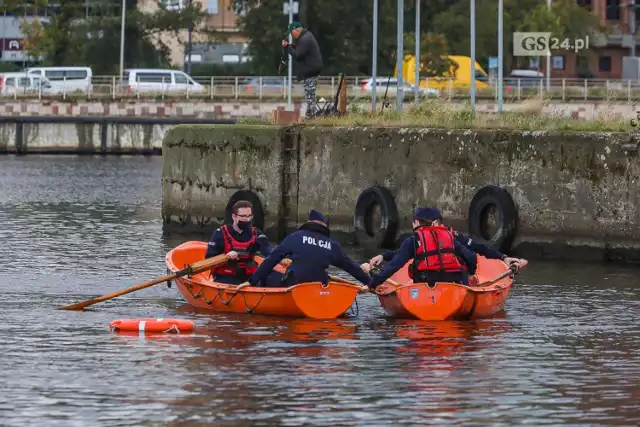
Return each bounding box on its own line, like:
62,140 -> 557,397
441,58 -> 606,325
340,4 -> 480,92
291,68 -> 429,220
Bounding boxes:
0,72 -> 58,96
24,66 -> 92,93
124,68 -> 206,93
240,76 -> 294,95
505,69 -> 544,91
359,77 -> 440,97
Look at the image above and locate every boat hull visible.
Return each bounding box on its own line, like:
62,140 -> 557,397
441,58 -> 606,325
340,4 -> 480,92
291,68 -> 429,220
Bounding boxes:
166,241 -> 362,319
376,256 -> 516,321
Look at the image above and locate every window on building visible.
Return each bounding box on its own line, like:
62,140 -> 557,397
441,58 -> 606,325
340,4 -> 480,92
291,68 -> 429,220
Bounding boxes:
599,56 -> 612,72
577,0 -> 592,10
161,0 -> 184,11
606,0 -> 620,20
552,56 -> 565,70
206,0 -> 219,14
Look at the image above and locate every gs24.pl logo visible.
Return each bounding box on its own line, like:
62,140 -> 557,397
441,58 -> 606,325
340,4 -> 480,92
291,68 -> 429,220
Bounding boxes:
513,32 -> 589,56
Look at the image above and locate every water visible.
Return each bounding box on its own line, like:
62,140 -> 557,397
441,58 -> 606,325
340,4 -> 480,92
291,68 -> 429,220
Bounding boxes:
1,156 -> 639,426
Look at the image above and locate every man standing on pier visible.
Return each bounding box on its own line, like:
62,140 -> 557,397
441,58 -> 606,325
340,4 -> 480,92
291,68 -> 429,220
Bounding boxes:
282,21 -> 323,119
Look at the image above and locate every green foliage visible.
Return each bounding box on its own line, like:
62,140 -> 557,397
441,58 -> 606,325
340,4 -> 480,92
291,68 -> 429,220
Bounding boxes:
5,0 -> 217,74
234,0 -> 606,77
403,32 -> 457,77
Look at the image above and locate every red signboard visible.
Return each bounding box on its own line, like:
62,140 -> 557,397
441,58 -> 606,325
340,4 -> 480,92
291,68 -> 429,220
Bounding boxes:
1,39 -> 24,51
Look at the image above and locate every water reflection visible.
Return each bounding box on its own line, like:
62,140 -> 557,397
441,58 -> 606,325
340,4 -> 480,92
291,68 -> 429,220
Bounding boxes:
1,156 -> 640,426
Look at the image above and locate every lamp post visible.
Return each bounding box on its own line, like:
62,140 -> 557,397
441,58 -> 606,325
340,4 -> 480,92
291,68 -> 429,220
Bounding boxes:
119,0 -> 125,84
186,0 -> 193,75
497,0 -> 503,112
372,0 -> 378,111
470,0 -> 475,113
396,0 -> 404,112
414,0 -> 420,104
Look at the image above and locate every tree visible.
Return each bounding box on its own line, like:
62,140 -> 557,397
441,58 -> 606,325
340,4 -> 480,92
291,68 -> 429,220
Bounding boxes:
232,0 -> 604,77
233,0 -> 399,76
4,0 -> 219,73
403,32 -> 457,77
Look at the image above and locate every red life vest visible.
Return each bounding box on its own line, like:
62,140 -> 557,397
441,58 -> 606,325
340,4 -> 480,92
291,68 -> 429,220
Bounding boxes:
446,226 -> 467,271
211,225 -> 258,277
409,225 -> 463,278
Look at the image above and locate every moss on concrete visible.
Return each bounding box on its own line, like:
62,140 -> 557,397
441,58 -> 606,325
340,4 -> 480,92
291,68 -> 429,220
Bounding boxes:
162,123 -> 640,263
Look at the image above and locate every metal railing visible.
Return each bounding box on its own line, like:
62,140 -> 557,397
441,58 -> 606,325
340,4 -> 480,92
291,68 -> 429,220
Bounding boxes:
3,75 -> 640,101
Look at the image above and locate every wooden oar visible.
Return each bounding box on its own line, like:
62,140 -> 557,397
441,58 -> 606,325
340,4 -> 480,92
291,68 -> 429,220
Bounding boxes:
476,260 -> 527,287
57,254 -> 230,311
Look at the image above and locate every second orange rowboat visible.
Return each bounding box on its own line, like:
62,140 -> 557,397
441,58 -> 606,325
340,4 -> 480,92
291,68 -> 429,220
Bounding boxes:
165,241 -> 367,320
376,256 -> 528,321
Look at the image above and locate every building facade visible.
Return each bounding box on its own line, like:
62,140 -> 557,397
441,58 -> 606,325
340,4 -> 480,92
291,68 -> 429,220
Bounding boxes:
149,0 -> 248,67
550,0 -> 639,79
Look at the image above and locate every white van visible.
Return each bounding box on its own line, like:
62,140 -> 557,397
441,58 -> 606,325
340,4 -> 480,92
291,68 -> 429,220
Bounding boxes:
0,72 -> 58,96
24,67 -> 92,93
124,68 -> 205,93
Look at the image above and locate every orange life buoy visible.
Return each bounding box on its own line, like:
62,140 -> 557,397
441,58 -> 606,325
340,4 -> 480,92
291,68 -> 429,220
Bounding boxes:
109,318 -> 195,333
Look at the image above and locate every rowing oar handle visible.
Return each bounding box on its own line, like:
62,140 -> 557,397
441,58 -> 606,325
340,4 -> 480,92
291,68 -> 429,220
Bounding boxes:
477,260 -> 526,287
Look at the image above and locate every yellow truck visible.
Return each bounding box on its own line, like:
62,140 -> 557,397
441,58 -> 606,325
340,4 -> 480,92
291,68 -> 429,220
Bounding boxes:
395,55 -> 489,90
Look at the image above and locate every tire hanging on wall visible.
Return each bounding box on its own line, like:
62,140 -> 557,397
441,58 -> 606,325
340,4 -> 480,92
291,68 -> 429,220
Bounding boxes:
467,185 -> 518,253
354,185 -> 399,249
224,190 -> 265,231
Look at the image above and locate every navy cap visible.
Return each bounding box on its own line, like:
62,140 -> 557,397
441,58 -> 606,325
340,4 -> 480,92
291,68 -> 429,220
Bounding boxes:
308,209 -> 328,224
413,207 -> 442,221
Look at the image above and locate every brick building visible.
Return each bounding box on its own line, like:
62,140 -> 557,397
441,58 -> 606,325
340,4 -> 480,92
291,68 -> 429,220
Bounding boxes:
550,0 -> 640,79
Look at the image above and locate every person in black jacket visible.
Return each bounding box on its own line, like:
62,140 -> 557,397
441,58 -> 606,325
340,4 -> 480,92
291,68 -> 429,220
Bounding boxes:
282,21 -> 323,119
248,209 -> 370,287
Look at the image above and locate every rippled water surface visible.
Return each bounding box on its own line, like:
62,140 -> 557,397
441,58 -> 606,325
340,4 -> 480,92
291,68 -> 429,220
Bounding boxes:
1,155 -> 639,426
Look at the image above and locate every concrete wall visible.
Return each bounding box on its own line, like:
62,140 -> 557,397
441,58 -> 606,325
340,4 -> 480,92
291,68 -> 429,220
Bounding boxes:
0,121 -> 173,154
162,124 -> 640,264
0,99 -> 637,121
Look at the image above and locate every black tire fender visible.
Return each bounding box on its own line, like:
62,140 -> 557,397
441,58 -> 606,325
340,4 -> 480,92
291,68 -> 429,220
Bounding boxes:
224,190 -> 265,231
467,185 -> 518,253
354,185 -> 399,249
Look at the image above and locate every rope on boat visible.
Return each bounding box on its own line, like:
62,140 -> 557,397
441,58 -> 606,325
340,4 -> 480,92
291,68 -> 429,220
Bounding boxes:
242,292 -> 267,314
348,297 -> 359,317
185,282 -> 269,313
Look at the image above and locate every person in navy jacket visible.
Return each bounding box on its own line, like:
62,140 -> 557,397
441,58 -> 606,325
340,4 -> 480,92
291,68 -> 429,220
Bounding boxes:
366,207 -> 478,290
366,207 -> 526,284
248,209 -> 371,287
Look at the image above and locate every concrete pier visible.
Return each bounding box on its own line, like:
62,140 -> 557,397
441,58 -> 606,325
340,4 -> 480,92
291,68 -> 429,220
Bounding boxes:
162,124 -> 640,263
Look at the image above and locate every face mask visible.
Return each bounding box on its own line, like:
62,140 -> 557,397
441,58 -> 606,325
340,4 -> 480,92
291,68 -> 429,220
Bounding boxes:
238,220 -> 252,233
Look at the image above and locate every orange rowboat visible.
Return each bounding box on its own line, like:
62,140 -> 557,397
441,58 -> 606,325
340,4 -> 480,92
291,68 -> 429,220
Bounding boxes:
165,241 -> 366,320
376,256 -> 527,321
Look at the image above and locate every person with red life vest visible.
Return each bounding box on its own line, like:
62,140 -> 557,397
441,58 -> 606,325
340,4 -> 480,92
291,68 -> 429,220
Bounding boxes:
366,207 -> 526,285
366,207 -> 478,290
205,200 -> 279,285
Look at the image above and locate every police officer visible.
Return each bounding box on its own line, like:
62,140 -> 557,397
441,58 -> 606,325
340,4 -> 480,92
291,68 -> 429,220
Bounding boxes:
366,207 -> 478,290
205,200 -> 278,285
367,207 -> 526,284
248,209 -> 371,287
